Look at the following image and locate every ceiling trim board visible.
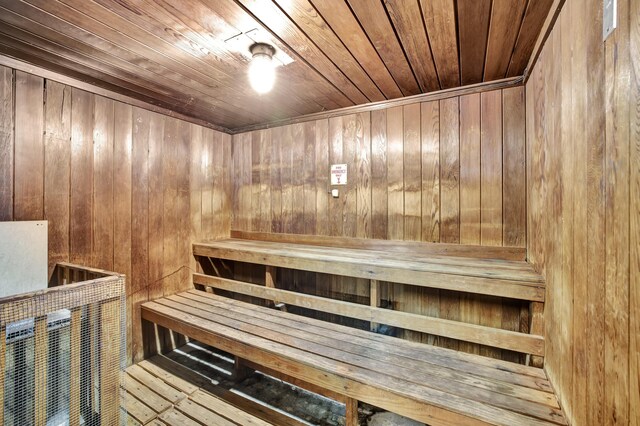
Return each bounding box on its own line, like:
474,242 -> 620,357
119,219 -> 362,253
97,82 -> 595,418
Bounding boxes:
230,76 -> 524,134
522,0 -> 566,84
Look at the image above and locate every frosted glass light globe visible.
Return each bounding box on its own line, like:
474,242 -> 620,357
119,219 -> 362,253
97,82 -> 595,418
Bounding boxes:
249,53 -> 276,94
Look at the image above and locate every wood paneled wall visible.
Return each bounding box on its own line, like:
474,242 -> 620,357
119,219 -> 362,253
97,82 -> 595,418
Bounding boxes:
526,0 -> 639,424
231,87 -> 529,360
0,65 -> 232,364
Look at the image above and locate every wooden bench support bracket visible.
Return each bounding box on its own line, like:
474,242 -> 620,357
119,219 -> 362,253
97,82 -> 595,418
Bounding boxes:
345,397 -> 359,426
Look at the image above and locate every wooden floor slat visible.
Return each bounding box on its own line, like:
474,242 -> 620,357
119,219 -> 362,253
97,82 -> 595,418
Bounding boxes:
122,357 -> 284,425
157,294 -> 562,423
142,296 -> 566,426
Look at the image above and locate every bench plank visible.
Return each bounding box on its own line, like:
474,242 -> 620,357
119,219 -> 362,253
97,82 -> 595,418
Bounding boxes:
180,291 -> 556,407
193,273 -> 544,356
142,295 -> 565,426
158,294 -> 562,423
185,291 -> 549,385
193,239 -> 545,301
229,230 -> 527,260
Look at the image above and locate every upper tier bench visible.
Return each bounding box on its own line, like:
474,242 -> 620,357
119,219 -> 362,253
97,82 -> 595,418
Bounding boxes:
193,230 -> 545,302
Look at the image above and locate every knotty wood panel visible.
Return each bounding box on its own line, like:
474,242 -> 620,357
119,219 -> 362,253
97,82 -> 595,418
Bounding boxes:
526,0 -> 638,423
231,87 -> 529,360
0,64 -> 232,365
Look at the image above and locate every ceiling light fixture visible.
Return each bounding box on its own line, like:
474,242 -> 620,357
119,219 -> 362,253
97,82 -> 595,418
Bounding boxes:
248,43 -> 276,94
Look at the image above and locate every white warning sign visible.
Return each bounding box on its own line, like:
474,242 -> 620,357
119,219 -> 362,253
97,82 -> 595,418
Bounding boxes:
330,164 -> 347,185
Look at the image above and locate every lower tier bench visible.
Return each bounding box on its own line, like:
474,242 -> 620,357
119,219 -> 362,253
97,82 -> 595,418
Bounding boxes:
141,289 -> 567,426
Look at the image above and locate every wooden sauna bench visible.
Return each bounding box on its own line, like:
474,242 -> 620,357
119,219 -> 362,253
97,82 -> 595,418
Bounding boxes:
141,231 -> 566,425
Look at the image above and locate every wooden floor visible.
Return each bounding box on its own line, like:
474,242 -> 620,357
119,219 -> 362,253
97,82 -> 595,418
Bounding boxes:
121,356 -> 305,426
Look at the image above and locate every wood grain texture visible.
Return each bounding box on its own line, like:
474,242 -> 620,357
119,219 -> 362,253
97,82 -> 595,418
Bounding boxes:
44,80 -> 71,274
439,97 -> 460,244
502,87 -> 526,247
230,90 -> 529,360
0,65 -> 13,220
14,70 -> 44,220
484,0 -> 528,80
420,0 -> 459,88
457,0 -> 491,85
525,0 -> 637,423
480,91 -> 503,246
0,65 -> 232,364
0,0 -> 553,130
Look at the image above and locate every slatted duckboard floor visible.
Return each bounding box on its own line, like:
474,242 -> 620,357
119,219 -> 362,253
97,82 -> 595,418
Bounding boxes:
120,348 -> 350,426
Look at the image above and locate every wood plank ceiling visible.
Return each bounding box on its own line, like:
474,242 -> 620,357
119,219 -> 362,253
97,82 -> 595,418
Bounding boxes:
0,0 -> 555,131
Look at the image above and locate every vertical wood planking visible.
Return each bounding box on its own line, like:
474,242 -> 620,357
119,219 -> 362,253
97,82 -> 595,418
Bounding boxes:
175,120 -> 191,296
130,107 -> 150,363
270,127 -> 283,233
356,112 -> 371,239
329,116 -> 344,237
458,93 -> 481,354
161,118 -> 179,299
14,71 -> 44,221
401,103 -> 423,341
480,90 -> 503,245
501,87 -> 527,362
563,0 -> 580,416
70,88 -> 94,265
502,87 -> 527,247
386,106 -> 403,314
93,96 -> 115,271
44,81 -> 71,274
113,103 -> 132,283
147,112 -> 164,308
524,0 -> 637,421
386,107 -> 404,241
421,101 -> 440,243
604,0 -> 630,421
370,110 -> 387,240
478,91 -> 508,367
251,130 -> 262,232
190,125 -> 204,259
315,120 -> 329,236
439,97 -> 459,243
291,123 -> 305,234
0,66 -> 13,220
584,0 -> 606,420
630,0 -> 640,422
280,125 -> 293,234
437,97 -> 460,350
403,103 -> 421,241
1,64 -> 234,365
459,94 -> 481,244
260,129 -> 273,233
342,115 -> 358,238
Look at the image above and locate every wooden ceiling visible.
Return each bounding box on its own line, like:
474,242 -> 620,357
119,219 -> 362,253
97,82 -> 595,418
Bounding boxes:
0,0 -> 555,131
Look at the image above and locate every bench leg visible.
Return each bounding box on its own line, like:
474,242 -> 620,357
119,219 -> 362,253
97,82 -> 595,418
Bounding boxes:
528,302 -> 545,368
345,398 -> 359,426
233,356 -> 254,381
370,280 -> 380,332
